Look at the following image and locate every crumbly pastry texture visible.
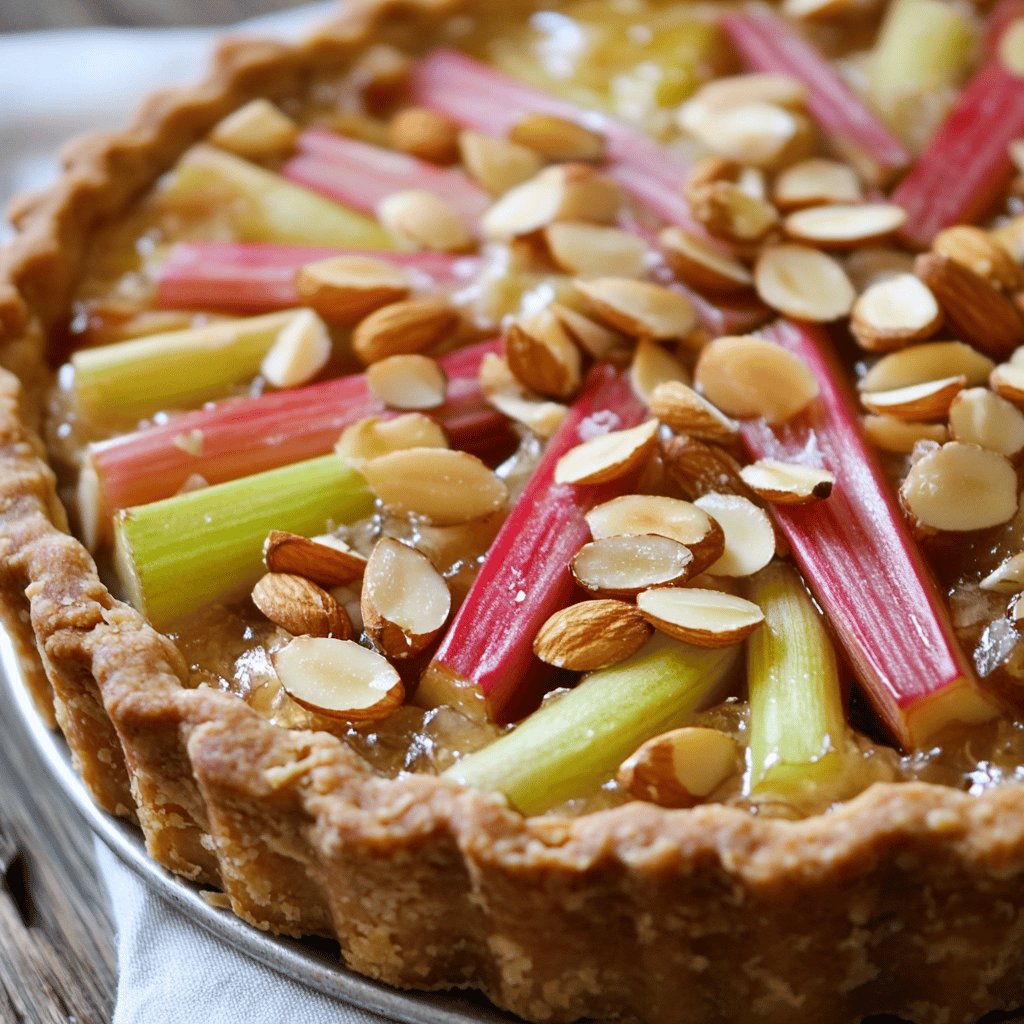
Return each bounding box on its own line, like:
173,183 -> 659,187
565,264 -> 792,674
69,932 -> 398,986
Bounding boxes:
2,3 -> 1024,1022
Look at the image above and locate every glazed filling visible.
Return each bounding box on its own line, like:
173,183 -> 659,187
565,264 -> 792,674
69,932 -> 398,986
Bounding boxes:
45,0 -> 1024,819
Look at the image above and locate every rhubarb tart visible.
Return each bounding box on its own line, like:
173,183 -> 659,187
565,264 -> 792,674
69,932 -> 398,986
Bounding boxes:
3,0 -> 1024,1021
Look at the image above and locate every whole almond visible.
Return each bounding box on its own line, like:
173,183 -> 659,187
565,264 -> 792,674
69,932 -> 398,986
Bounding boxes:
932,225 -> 1022,292
252,572 -> 352,639
264,530 -> 367,587
352,297 -> 458,364
533,599 -> 652,670
661,434 -> 749,499
388,106 -> 460,164
505,309 -> 583,399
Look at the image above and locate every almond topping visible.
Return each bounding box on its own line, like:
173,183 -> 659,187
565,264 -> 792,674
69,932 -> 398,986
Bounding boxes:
650,380 -> 739,442
933,225 -> 1022,292
361,447 -> 508,525
948,388 -> 1024,457
260,309 -> 331,389
264,530 -> 367,587
859,341 -> 995,392
366,354 -> 447,410
695,335 -> 820,425
754,244 -> 856,322
980,553 -> 1024,593
533,599 -> 652,670
661,435 -> 749,499
478,353 -> 567,439
739,459 -> 835,504
863,415 -> 949,454
845,246 -> 918,291
361,537 -> 451,658
352,297 -> 458,365
388,106 -> 460,164
377,189 -> 473,252
990,362 -> 1024,405
272,636 -> 403,722
505,309 -> 583,399
336,413 -> 449,465
689,181 -> 780,243
782,0 -> 856,19
458,130 -> 544,194
694,492 -> 776,577
550,303 -> 629,361
618,727 -> 739,808
637,587 -> 764,647
850,274 -> 941,352
252,572 -> 352,639
685,73 -> 807,115
860,376 -> 966,422
295,255 -> 412,324
208,99 -> 299,160
1012,592 -> 1024,630
570,534 -> 694,597
998,18 -> 1024,75
630,339 -> 691,405
574,278 -> 696,341
508,113 -> 605,162
783,203 -> 907,248
545,222 -> 649,278
683,101 -> 812,169
554,419 -> 659,485
658,227 -> 753,294
900,442 -> 1019,532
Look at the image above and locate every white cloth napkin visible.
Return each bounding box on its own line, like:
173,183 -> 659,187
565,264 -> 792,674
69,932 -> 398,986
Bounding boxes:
0,6 -> 403,1021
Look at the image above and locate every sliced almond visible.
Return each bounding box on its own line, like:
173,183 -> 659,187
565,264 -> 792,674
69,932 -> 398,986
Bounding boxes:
689,181 -> 780,243
377,189 -> 473,252
754,244 -> 856,322
990,362 -> 1024,405
352,44 -> 412,114
685,73 -> 807,115
336,413 -> 448,465
458,130 -> 544,194
252,572 -> 352,639
683,101 -> 812,169
570,534 -> 694,597
650,380 -> 739,442
630,339 -> 691,405
352,297 -> 458,365
585,493 -> 725,576
208,99 -> 298,159
264,530 -> 367,587
862,415 -> 949,454
545,222 -> 649,279
637,587 -> 764,647
694,492 -> 776,577
739,459 -> 835,504
554,419 -> 659,485
272,636 -> 404,722
360,537 -> 451,658
295,255 -> 411,324
366,354 -> 447,410
550,303 -> 630,361
783,0 -> 856,19
684,155 -> 745,195
850,274 -> 942,352
783,203 -> 907,248
618,726 -> 739,809
695,335 -> 819,425
860,375 -> 966,422
361,447 -> 508,525
508,113 -> 605,162
574,278 -> 695,341
1012,592 -> 1024,630
482,164 -> 622,239
900,442 -> 1019,531
505,309 -> 583,399
859,341 -> 995,392
388,106 -> 460,164
661,434 -> 749,499
948,388 -> 1024,457
998,17 -> 1024,75
259,309 -> 330,389
478,352 -> 568,438
980,553 -> 1024,593
658,227 -> 753,294
933,225 -> 1022,292
533,599 -> 652,670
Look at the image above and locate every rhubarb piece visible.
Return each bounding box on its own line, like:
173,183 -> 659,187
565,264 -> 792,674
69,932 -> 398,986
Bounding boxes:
532,600 -> 652,671
570,534 -> 695,597
607,164 -> 701,234
165,144 -> 393,248
739,459 -> 835,504
745,561 -> 849,796
113,454 -> 374,627
693,494 -> 776,579
721,9 -> 911,185
420,364 -> 647,723
740,320 -> 997,748
251,572 -> 353,639
637,588 -> 764,648
443,635 -> 738,814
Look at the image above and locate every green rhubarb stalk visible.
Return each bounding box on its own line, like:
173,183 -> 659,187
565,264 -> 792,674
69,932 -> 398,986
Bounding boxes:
114,454 -> 373,628
164,144 -> 394,249
744,561 -> 848,798
443,635 -> 738,815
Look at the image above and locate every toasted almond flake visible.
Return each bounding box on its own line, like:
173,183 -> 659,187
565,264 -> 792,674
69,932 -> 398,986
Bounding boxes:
533,599 -> 652,670
638,586 -> 764,647
689,181 -> 780,243
458,130 -> 544,194
737,166 -> 769,201
208,99 -> 298,159
860,341 -> 995,393
863,415 -> 949,454
739,459 -> 835,504
694,492 -> 776,577
550,303 -> 629,361
575,278 -> 696,341
860,375 -> 966,422
783,203 -> 907,248
505,309 -> 583,399
755,244 -> 855,322
686,74 -> 807,116
388,106 -> 460,164
336,413 -> 448,465
695,335 -> 819,425
650,380 -> 739,442
554,419 -> 659,485
252,572 -> 352,639
684,101 -> 812,169
949,388 -> 1024,457
658,227 -> 753,294
1012,592 -> 1024,629
933,225 -> 1022,292
260,309 -> 331,389
850,274 -> 942,352
990,362 -> 1024,404
366,353 -> 447,410
618,726 -> 739,808
545,222 -> 649,278
481,164 -> 622,239
981,553 -> 1024,593
264,530 -> 367,587
361,447 -> 508,525
352,297 -> 458,365
172,429 -> 204,457
508,113 -> 605,162
783,0 -> 856,22
998,18 -> 1024,75
273,636 -> 403,722
477,352 -> 568,437
570,534 -> 694,597
845,246 -> 918,291
630,340 -> 691,405
661,434 -> 749,499
585,493 -> 725,575
296,255 -> 411,324
377,189 -> 473,252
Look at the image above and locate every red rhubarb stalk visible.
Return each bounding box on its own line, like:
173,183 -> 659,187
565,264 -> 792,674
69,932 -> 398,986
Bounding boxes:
721,9 -> 911,186
282,129 -> 491,222
422,364 -> 648,724
985,0 -> 1024,56
156,241 -> 480,313
741,320 -> 996,749
83,339 -> 505,542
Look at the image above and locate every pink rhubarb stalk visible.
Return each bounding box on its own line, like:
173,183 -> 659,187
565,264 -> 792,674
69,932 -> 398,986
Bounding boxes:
741,320 -> 996,749
156,241 -> 479,313
721,9 -> 911,186
423,364 -> 648,724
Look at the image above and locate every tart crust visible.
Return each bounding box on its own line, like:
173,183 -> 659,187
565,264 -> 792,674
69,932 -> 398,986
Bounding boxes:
2,4 -> 1024,1022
